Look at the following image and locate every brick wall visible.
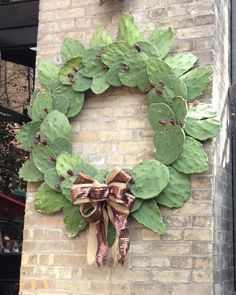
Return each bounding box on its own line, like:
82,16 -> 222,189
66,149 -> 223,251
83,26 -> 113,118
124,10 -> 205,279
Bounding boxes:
19,0 -> 233,294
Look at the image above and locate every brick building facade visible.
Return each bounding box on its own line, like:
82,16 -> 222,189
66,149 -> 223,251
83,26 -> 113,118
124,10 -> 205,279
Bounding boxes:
19,0 -> 233,294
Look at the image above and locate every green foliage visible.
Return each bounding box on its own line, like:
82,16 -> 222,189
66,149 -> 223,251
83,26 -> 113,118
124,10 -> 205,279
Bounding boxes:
31,90 -> 53,121
154,125 -> 185,165
59,57 -> 82,85
16,121 -> 41,151
90,27 -> 112,47
32,144 -> 56,173
38,59 -> 59,90
130,160 -> 169,199
148,102 -> 176,130
187,103 -> 217,120
63,200 -> 87,237
44,168 -> 62,192
34,183 -> 65,214
60,38 -> 85,64
48,137 -> 73,156
91,72 -> 110,94
117,13 -> 141,46
19,159 -> 44,182
181,67 -> 213,101
165,53 -> 197,77
56,152 -> 84,178
172,136 -> 208,174
40,110 -> 71,143
148,27 -> 174,58
168,96 -> 188,126
184,117 -> 221,141
101,41 -> 130,67
132,200 -> 166,235
156,167 -> 190,208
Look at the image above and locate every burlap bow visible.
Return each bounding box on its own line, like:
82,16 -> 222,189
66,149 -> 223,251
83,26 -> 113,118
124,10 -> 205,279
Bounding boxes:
71,167 -> 135,266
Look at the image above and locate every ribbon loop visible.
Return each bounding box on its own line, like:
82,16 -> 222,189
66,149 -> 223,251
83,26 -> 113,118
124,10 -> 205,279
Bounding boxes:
71,167 -> 135,266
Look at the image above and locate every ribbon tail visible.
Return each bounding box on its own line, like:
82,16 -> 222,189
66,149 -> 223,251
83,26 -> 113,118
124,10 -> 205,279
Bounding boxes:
96,208 -> 109,267
107,205 -> 119,265
87,223 -> 97,265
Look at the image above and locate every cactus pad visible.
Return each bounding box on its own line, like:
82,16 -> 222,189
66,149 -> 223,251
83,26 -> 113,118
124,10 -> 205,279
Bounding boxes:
154,125 -> 185,165
132,200 -> 166,234
63,200 -> 87,237
16,121 -> 41,151
117,13 -> 141,46
60,38 -> 85,64
101,41 -> 130,68
181,67 -> 213,101
184,117 -> 221,141
172,136 -> 208,174
168,96 -> 188,127
187,103 -> 217,120
34,183 -> 65,214
31,90 -> 53,121
48,137 -> 73,156
130,160 -> 169,199
38,59 -> 59,91
32,144 -> 56,173
148,102 -> 176,130
130,198 -> 143,213
165,53 -> 197,77
40,110 -> 71,143
90,27 -> 112,48
19,159 -> 44,182
146,87 -> 175,105
148,27 -> 174,58
72,71 -> 92,92
59,57 -> 82,85
44,168 -> 62,192
156,167 -> 190,208
56,152 -> 84,178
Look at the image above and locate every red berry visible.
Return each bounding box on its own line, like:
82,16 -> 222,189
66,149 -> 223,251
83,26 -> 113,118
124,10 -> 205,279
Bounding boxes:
159,120 -> 166,126
67,169 -> 74,176
34,138 -> 39,144
43,108 -> 49,114
169,118 -> 175,126
49,156 -> 56,162
123,65 -> 129,72
72,67 -> 78,72
149,83 -> 156,88
143,89 -> 149,94
41,138 -> 47,145
156,89 -> 163,95
59,175 -> 65,181
135,43 -> 141,52
67,73 -> 73,78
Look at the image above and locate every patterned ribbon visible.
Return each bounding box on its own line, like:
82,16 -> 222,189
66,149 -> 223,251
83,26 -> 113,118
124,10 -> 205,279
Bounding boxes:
71,167 -> 135,266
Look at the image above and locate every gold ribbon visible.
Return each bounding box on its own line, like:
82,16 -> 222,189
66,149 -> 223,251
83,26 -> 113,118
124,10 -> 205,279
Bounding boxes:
71,167 -> 135,266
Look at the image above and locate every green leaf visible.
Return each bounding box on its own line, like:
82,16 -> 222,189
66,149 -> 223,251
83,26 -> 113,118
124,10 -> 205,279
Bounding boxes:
44,168 -> 62,192
32,144 -> 56,173
101,41 -> 130,68
34,183 -> 65,214
56,152 -> 84,178
90,27 -> 112,47
72,72 -> 92,92
19,159 -> 44,182
59,57 -> 82,85
187,103 -> 217,120
61,175 -> 77,202
107,221 -> 116,247
156,167 -> 190,208
172,136 -> 208,174
63,200 -> 87,237
51,91 -> 69,115
91,72 -> 110,94
181,67 -> 213,101
93,169 -> 108,183
131,198 -> 143,213
130,160 -> 169,199
117,13 -> 141,46
60,38 -> 85,64
184,117 -> 221,141
148,27 -> 174,58
38,58 -> 59,90
40,110 -> 71,143
31,90 -> 53,121
132,200 -> 166,235
48,137 -> 73,157
82,47 -> 102,66
165,53 -> 197,77
106,64 -> 123,87
16,121 -> 41,151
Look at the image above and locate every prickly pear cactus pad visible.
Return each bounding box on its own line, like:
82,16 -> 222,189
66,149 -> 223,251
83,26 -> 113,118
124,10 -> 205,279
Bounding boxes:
18,13 -> 220,267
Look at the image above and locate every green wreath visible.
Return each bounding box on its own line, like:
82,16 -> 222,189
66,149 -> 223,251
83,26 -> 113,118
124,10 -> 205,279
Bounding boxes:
18,14 -> 220,266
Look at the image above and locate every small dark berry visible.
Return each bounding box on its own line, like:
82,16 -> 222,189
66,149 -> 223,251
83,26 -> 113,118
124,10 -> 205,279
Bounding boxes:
59,175 -> 65,181
149,83 -> 156,88
67,73 -> 73,78
159,120 -> 166,126
123,65 -> 129,72
41,138 -> 47,145
34,138 -> 39,145
67,169 -> 74,176
50,156 -> 56,162
54,184 -> 61,190
156,89 -> 163,95
169,118 -> 175,126
70,79 -> 75,84
103,65 -> 109,71
135,43 -> 141,52
178,121 -> 183,128
143,89 -> 149,94
43,108 -> 49,114
73,66 -> 78,72
159,80 -> 165,86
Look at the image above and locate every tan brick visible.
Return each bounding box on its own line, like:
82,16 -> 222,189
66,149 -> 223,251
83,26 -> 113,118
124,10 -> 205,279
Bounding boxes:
192,270 -> 213,283
54,8 -> 86,20
177,25 -> 214,39
171,284 -> 212,295
195,14 -> 215,25
152,270 -> 190,283
167,5 -> 186,17
193,257 -> 213,269
184,228 -> 212,241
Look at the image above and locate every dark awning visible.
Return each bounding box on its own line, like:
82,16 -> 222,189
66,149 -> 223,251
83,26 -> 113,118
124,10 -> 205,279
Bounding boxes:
0,106 -> 30,123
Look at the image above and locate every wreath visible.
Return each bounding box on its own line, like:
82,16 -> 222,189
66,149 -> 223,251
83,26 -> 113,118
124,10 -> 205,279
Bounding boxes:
18,14 -> 221,266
